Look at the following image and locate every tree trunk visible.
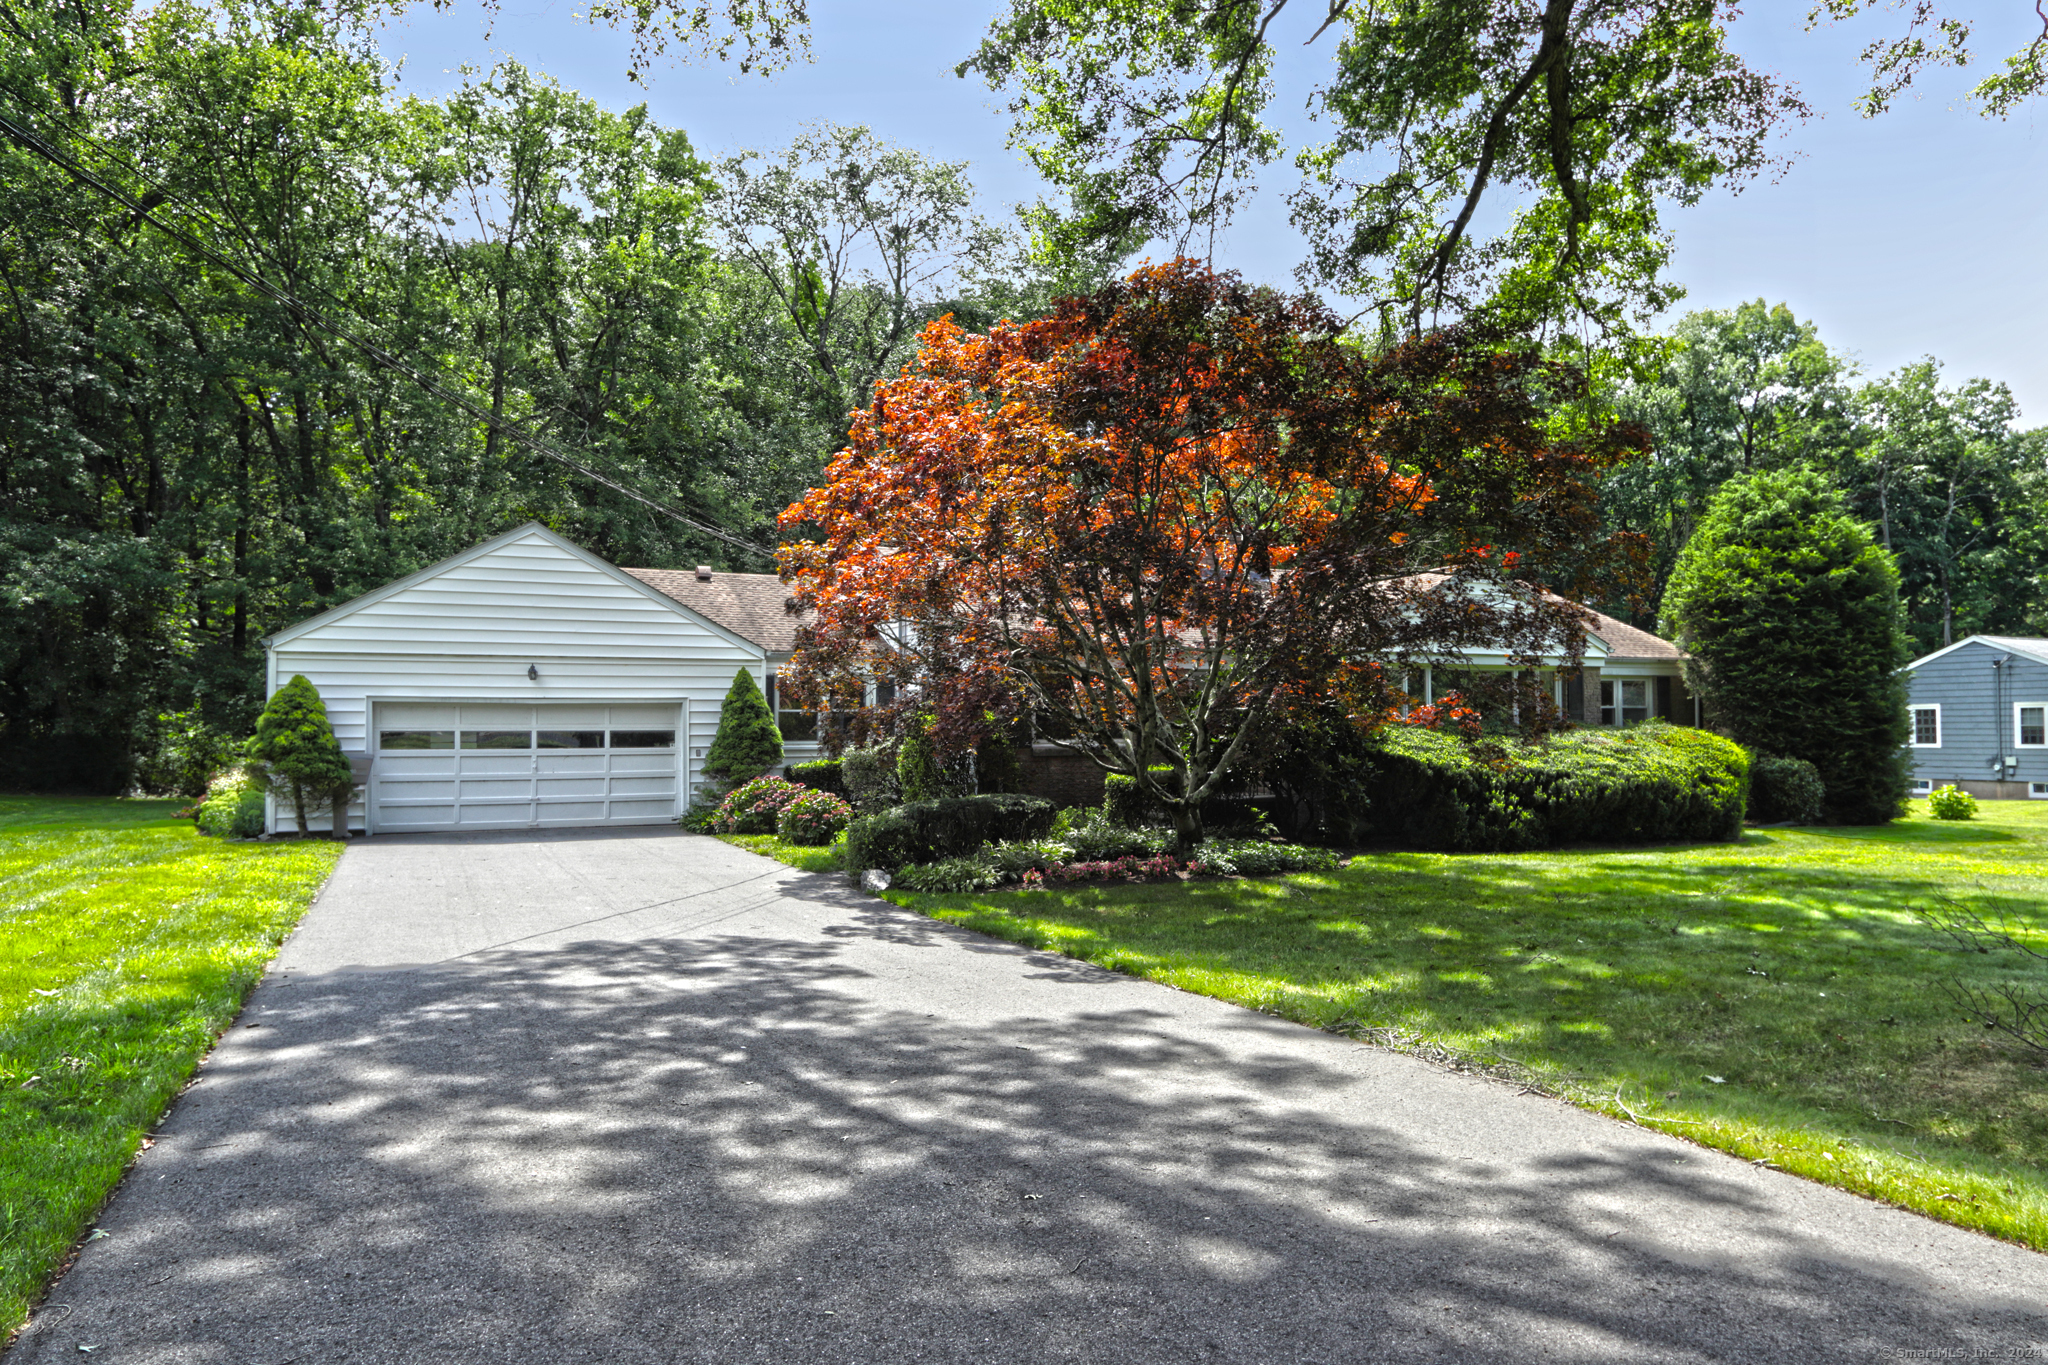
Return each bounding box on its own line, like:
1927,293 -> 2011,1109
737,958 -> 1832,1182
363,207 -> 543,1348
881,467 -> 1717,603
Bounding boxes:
1169,801 -> 1205,859
290,778 -> 309,836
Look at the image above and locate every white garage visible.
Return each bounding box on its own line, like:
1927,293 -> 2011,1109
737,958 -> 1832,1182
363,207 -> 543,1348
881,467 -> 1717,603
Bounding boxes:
260,522 -> 791,836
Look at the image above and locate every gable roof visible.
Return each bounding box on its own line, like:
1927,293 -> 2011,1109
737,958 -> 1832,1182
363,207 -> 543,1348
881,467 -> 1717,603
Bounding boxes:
261,522 -> 765,657
1583,609 -> 1683,662
1906,634 -> 2048,670
624,568 -> 806,654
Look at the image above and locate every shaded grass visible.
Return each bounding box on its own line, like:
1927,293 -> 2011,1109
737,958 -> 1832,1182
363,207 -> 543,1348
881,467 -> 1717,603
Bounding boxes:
0,798 -> 341,1333
889,799 -> 2048,1250
713,831 -> 845,874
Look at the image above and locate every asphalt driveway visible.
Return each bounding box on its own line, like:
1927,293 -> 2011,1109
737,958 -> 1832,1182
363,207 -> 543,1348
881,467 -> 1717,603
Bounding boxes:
13,828 -> 2047,1363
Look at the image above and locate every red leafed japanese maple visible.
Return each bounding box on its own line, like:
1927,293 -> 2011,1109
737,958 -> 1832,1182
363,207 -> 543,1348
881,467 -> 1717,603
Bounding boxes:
778,260 -> 1643,852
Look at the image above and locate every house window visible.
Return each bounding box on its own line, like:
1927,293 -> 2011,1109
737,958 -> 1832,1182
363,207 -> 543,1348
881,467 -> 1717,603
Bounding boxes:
2017,703 -> 2047,748
1909,705 -> 1941,748
2032,782 -> 2048,800
1910,778 -> 1933,795
767,672 -> 818,742
1600,679 -> 1650,726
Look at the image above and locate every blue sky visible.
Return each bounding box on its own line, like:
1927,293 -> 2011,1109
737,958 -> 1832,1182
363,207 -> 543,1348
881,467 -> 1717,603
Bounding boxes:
377,1 -> 2048,425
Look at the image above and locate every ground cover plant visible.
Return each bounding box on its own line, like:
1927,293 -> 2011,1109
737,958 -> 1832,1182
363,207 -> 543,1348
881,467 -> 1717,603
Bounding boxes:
888,799 -> 2048,1249
0,797 -> 341,1335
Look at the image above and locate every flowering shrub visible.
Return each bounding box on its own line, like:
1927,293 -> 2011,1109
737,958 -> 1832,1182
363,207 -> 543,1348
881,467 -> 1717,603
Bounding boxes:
1927,784 -> 1978,821
712,775 -> 809,834
778,788 -> 855,845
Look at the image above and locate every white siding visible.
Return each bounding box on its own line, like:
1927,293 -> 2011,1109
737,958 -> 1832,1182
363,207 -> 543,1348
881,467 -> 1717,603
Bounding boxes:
263,527 -> 764,833
272,529 -> 755,661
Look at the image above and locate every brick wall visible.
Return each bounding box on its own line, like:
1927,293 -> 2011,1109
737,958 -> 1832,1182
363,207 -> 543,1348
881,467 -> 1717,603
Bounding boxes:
1018,747 -> 1107,808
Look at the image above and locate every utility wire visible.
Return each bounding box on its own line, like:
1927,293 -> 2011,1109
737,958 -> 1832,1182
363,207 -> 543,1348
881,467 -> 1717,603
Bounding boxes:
0,100 -> 777,564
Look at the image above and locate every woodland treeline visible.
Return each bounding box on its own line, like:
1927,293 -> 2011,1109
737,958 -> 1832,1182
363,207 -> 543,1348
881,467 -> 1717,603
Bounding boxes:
0,0 -> 1077,788
1,0 -> 2043,791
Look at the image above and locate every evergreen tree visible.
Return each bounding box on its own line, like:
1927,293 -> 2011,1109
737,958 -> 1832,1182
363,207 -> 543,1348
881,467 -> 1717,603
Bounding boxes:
702,669 -> 782,787
1662,468 -> 1911,825
244,675 -> 356,837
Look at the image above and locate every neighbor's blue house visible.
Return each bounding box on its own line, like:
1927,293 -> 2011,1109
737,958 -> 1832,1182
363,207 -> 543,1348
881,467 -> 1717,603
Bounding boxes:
1902,635 -> 2048,801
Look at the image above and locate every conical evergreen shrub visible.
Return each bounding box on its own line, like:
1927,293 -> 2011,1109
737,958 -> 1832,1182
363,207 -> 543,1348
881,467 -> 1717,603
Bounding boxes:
702,668 -> 783,788
245,674 -> 356,837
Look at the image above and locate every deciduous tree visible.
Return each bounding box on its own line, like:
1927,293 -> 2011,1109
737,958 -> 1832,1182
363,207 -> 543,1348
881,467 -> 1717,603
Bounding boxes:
779,260 -> 1642,852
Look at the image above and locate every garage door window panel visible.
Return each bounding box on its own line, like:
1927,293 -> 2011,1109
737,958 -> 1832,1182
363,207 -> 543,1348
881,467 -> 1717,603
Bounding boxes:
538,730 -> 605,749
380,730 -> 454,750
610,730 -> 675,748
464,730 -> 533,750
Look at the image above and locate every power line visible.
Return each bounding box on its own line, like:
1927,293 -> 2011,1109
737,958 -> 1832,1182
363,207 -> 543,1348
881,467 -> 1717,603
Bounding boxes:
0,100 -> 778,564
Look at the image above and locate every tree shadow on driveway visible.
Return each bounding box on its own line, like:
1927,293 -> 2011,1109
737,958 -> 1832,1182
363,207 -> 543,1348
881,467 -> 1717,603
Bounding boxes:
14,893 -> 2046,1365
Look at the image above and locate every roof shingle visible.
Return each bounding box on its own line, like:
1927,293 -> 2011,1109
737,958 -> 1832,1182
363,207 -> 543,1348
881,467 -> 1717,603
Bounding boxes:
623,568 -> 806,654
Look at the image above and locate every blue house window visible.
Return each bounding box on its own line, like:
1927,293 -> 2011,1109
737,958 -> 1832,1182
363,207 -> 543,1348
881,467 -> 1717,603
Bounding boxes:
1910,705 -> 1941,747
2018,704 -> 2046,748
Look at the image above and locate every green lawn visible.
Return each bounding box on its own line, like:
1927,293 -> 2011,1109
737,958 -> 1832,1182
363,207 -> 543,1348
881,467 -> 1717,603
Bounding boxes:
0,798 -> 341,1334
713,831 -> 845,873
884,800 -> 2048,1250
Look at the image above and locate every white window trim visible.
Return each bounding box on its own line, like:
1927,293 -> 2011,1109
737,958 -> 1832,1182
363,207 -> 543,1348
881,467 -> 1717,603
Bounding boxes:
2016,701 -> 2048,749
1909,778 -> 1934,793
1908,703 -> 1942,748
2031,782 -> 2048,800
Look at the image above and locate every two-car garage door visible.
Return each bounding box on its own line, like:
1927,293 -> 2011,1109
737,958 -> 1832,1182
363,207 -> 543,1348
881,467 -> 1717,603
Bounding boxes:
369,703 -> 681,833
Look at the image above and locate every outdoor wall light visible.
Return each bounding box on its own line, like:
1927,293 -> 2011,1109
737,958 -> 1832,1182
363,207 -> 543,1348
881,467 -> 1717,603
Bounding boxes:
527,664 -> 539,681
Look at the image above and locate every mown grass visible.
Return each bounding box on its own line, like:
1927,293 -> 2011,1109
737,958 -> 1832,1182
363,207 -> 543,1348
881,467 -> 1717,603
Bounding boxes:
0,798 -> 341,1334
887,799 -> 2048,1250
713,831 -> 845,874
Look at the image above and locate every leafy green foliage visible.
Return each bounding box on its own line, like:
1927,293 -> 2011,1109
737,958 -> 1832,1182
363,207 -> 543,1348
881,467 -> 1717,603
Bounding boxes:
195,772 -> 266,840
1361,722 -> 1750,852
1928,785 -> 1979,821
1103,767 -> 1172,828
709,775 -> 806,834
702,670 -> 783,786
896,715 -> 962,802
789,758 -> 844,796
776,788 -> 854,846
894,854 -> 1007,894
1748,753 -> 1827,826
839,746 -> 901,812
0,797 -> 340,1335
244,677 -> 354,837
842,793 -> 1058,874
964,0 -> 1806,336
1662,468 -> 1911,824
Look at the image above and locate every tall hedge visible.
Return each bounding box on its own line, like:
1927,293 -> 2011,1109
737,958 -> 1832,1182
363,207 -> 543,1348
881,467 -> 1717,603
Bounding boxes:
1360,723 -> 1749,852
1661,467 -> 1910,824
245,674 -> 355,837
702,669 -> 783,787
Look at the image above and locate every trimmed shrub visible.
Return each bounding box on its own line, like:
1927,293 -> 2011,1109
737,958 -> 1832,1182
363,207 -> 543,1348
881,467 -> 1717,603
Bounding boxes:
841,745 -> 900,811
1103,767 -> 1172,827
703,669 -> 783,788
790,758 -> 845,797
897,715 -> 972,802
245,675 -> 355,837
843,793 -> 1058,873
778,788 -> 855,845
975,724 -> 1024,793
712,775 -> 809,834
1358,721 -> 1750,853
1928,785 -> 1977,821
1662,467 -> 1911,824
195,770 -> 266,839
1749,753 -> 1826,825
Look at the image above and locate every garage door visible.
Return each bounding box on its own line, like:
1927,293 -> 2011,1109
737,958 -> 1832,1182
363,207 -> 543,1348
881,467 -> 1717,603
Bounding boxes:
369,703 -> 681,833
